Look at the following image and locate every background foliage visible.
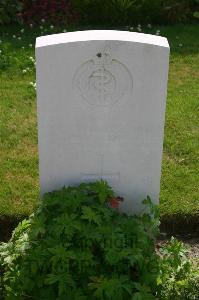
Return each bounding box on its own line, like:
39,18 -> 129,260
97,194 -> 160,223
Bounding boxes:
0,0 -> 198,25
20,0 -> 77,25
73,0 -> 199,25
0,0 -> 22,25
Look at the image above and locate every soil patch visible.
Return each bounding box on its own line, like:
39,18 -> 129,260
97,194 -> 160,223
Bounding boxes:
0,216 -> 25,242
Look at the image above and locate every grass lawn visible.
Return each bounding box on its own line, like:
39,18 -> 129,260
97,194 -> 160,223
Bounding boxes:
0,24 -> 198,232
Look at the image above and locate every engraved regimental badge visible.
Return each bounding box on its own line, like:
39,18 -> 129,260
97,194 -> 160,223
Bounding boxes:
73,50 -> 133,106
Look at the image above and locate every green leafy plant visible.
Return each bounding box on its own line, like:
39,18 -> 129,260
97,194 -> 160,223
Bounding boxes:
1,181 -> 198,299
156,237 -> 199,300
193,0 -> 199,19
72,0 -> 198,25
0,181 -> 159,299
161,0 -> 198,24
0,0 -> 22,25
72,0 -> 162,25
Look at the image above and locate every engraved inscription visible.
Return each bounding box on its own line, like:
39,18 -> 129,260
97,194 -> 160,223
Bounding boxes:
73,51 -> 133,106
81,173 -> 120,183
89,67 -> 116,105
80,153 -> 120,185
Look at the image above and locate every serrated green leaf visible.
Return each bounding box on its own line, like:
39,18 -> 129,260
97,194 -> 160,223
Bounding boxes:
81,206 -> 101,225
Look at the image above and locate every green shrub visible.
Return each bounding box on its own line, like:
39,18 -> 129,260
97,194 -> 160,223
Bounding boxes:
0,181 -> 159,299
72,0 -> 160,26
0,0 -> 22,25
0,0 -> 198,25
72,0 -> 198,25
160,0 -> 199,24
0,181 -> 198,299
157,237 -> 199,299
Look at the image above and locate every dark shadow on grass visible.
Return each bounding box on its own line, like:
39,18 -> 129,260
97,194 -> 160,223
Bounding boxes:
0,215 -> 26,242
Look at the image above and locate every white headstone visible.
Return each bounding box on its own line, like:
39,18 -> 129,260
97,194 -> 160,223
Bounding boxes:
36,30 -> 169,214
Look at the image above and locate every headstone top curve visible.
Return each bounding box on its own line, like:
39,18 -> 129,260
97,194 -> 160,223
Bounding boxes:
36,30 -> 169,49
